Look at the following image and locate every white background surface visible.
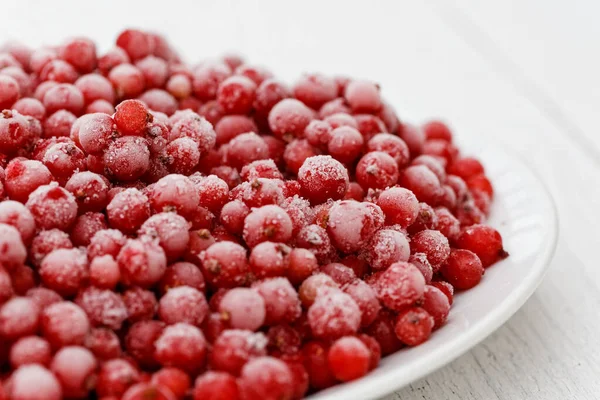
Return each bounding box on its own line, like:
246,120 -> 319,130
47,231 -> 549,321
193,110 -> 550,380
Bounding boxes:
3,1 -> 600,398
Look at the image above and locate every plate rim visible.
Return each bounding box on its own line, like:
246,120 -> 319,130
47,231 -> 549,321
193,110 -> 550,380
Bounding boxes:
307,143 -> 559,400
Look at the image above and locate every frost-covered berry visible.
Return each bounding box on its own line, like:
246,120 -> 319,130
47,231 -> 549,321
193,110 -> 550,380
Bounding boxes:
39,248 -> 88,297
149,174 -> 199,218
326,200 -> 384,254
356,151 -> 399,190
238,356 -> 294,400
106,188 -> 151,234
344,80 -> 381,112
75,286 -> 128,330
342,279 -> 381,327
249,242 -> 291,279
0,223 -> 27,269
365,229 -> 410,271
96,358 -> 141,398
4,159 -> 53,202
154,323 -> 207,373
394,307 -> 434,346
41,301 -> 90,349
293,74 -> 337,109
65,171 -> 110,213
50,346 -> 97,398
268,99 -> 313,140
84,327 -> 121,360
243,205 -> 293,248
376,186 -> 419,227
117,237 -> 167,288
308,289 -> 361,339
8,365 -> 62,400
422,285 -> 451,328
253,278 -> 301,326
0,297 -> 40,340
209,329 -> 267,375
298,155 -> 349,205
139,212 -> 190,261
158,286 -> 208,326
219,288 -> 266,331
9,335 -> 52,368
200,241 -> 250,288
410,229 -> 450,267
370,262 -> 425,311
26,183 -> 78,231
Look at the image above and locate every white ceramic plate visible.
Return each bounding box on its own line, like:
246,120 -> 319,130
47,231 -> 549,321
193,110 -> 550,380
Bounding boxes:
308,142 -> 558,400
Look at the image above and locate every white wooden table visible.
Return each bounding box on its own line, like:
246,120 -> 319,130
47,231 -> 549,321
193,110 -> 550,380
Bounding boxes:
2,1 -> 599,398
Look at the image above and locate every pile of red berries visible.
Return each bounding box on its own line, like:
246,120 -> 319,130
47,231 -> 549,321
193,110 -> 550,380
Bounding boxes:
0,29 -> 508,400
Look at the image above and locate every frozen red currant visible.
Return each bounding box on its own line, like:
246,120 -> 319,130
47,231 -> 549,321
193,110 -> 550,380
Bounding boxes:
327,126 -> 364,164
370,261 -> 426,311
326,200 -> 384,254
238,356 -> 294,400
456,224 -> 508,267
219,288 -> 266,331
4,159 -> 53,202
268,99 -> 313,140
41,301 -> 90,349
243,205 -> 293,248
7,365 -> 62,400
50,345 -> 97,398
154,323 -> 207,373
200,241 -> 250,288
394,307 -> 434,346
327,336 -> 371,381
9,335 -> 52,368
158,286 -> 208,327
194,371 -> 240,400
253,278 -> 301,326
410,229 -> 451,267
117,237 -> 167,288
75,286 -> 128,330
365,228 -> 410,270
308,288 -> 361,339
440,248 -> 484,290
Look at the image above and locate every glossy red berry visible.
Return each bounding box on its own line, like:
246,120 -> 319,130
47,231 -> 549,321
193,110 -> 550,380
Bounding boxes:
193,371 -> 240,400
456,224 -> 508,267
440,248 -> 484,290
327,336 -> 371,381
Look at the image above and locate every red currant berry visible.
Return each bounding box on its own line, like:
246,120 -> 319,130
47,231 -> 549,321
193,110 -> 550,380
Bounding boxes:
41,301 -> 90,349
327,336 -> 371,381
268,99 -> 313,140
50,345 -> 97,398
117,237 -> 167,288
9,335 -> 52,368
193,371 -> 240,400
440,248 -> 484,290
293,73 -> 337,109
410,229 -> 451,267
200,241 -> 250,288
158,286 -> 208,327
243,205 -> 293,248
456,224 -> 508,267
238,356 -> 294,400
7,365 -> 62,400
422,285 -> 451,328
154,323 -> 207,374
